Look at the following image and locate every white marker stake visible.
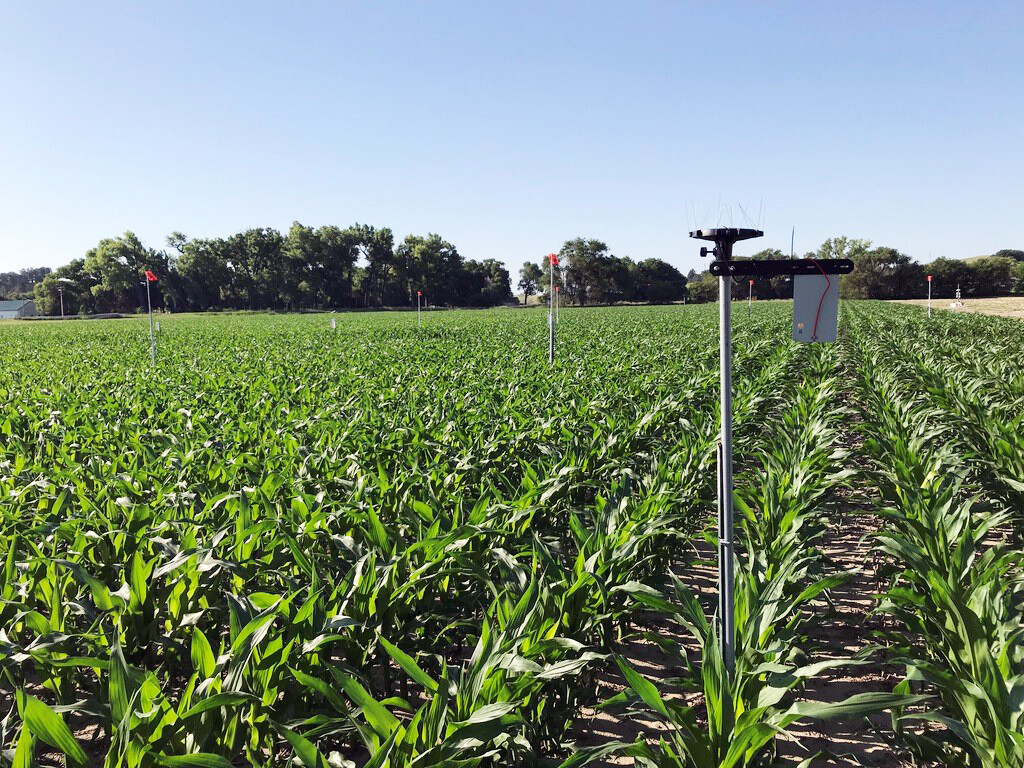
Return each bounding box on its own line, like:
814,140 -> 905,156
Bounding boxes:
331,317 -> 336,330
927,274 -> 932,318
155,320 -> 161,333
417,290 -> 422,328
146,279 -> 155,366
555,285 -> 559,322
547,254 -> 557,364
747,279 -> 753,318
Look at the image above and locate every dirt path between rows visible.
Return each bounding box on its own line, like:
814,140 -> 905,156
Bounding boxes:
774,504 -> 911,767
569,540 -> 718,765
773,389 -> 915,767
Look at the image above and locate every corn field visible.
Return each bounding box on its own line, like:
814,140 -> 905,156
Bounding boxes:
0,303 -> 1021,767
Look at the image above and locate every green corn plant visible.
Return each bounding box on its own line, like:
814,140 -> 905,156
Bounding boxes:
846,313 -> 1024,767
604,582 -> 920,768
586,342 -> 921,767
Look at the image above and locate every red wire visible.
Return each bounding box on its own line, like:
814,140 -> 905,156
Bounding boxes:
809,258 -> 830,341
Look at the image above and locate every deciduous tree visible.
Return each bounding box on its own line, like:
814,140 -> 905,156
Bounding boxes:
518,262 -> 542,305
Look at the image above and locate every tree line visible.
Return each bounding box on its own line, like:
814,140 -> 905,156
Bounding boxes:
28,231 -> 693,315
28,224 -> 514,315
684,239 -> 1024,302
518,238 -> 689,305
0,267 -> 50,301
7,229 -> 1023,315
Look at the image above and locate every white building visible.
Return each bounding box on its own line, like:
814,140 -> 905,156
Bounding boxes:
0,300 -> 38,319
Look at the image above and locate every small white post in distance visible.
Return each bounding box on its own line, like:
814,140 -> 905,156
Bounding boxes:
748,279 -> 753,318
547,254 -> 557,365
144,270 -> 157,366
148,286 -> 155,364
146,279 -> 156,366
417,290 -> 422,328
927,274 -> 932,318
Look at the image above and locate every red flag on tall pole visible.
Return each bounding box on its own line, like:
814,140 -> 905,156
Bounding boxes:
145,270 -> 158,282
548,253 -> 559,266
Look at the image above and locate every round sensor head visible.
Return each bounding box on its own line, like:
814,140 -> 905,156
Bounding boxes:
688,228 -> 764,244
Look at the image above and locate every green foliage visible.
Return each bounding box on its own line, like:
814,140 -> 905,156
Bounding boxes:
518,261 -> 543,304
602,343 -> 921,766
0,268 -> 50,302
1,302 -> 1020,766
0,306 -> 750,764
846,304 -> 1024,767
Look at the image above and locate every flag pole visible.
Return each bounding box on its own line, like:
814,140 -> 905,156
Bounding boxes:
548,255 -> 555,364
146,277 -> 156,366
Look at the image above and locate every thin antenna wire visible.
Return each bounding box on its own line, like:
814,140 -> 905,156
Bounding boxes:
791,226 -> 795,258
758,198 -> 764,230
737,202 -> 754,228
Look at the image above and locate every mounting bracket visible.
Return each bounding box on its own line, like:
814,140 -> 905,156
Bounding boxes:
710,258 -> 854,277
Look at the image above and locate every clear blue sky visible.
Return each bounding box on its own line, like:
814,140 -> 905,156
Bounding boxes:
1,1 -> 1021,277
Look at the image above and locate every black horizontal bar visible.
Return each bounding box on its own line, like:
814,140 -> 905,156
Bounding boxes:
709,258 -> 855,277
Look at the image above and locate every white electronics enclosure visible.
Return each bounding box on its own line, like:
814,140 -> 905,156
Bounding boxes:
792,273 -> 839,343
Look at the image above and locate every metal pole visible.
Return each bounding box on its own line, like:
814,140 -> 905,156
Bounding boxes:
747,280 -> 752,318
548,259 -> 554,364
59,288 -> 64,318
555,285 -> 559,322
146,280 -> 156,366
928,278 -> 932,318
418,292 -> 421,328
691,225 -> 763,682
718,270 -> 735,675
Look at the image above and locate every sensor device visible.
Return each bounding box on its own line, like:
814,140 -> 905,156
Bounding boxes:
792,273 -> 839,343
688,226 -> 853,684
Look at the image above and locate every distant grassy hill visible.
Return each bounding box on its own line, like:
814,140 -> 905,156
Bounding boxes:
963,249 -> 1024,263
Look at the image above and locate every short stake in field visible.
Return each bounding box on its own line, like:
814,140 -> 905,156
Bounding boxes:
143,269 -> 158,365
547,253 -> 559,364
690,227 -> 854,678
748,278 -> 753,318
927,273 -> 932,318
